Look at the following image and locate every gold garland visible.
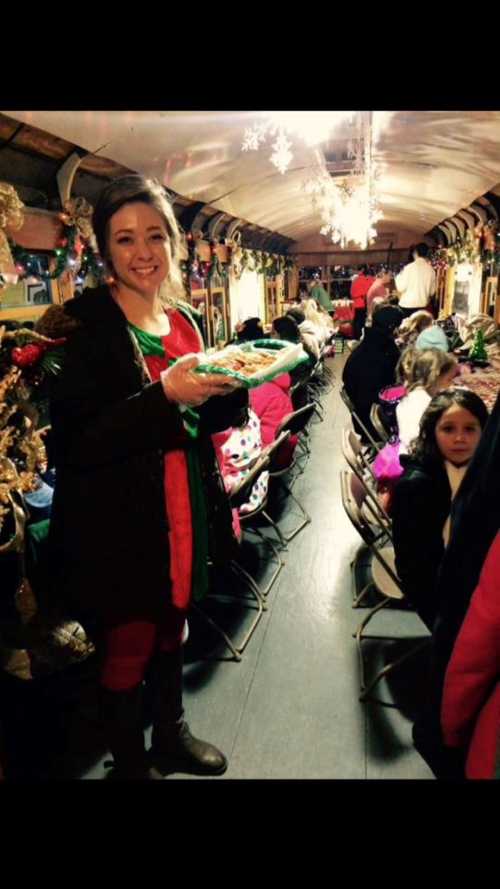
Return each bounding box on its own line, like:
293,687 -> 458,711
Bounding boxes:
60,196 -> 95,246
0,182 -> 25,231
0,182 -> 25,282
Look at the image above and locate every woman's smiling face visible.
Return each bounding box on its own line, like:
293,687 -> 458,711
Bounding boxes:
107,202 -> 171,297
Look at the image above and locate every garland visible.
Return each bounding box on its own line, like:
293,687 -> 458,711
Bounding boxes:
0,325 -> 65,537
208,241 -> 227,282
1,192 -> 105,289
430,223 -> 499,272
178,232 -> 291,286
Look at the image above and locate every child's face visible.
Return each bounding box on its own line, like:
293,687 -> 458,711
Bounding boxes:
435,404 -> 482,466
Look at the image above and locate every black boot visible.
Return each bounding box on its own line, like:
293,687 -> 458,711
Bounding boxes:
148,649 -> 228,777
100,685 -> 163,781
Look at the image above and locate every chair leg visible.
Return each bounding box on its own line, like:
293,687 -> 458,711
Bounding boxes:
261,509 -> 288,550
353,582 -> 373,608
354,595 -> 431,706
276,478 -> 311,542
192,556 -> 267,659
228,561 -> 266,653
191,603 -> 242,662
354,597 -> 390,700
243,525 -> 285,597
359,640 -> 431,705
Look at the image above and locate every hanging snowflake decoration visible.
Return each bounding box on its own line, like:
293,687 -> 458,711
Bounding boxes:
242,123 -> 268,152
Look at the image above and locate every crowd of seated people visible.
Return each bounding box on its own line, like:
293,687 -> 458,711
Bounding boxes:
341,296 -> 500,779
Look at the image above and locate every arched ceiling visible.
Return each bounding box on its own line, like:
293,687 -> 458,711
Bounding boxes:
4,110 -> 500,248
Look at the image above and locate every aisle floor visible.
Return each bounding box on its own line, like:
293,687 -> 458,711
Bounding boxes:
1,353 -> 435,780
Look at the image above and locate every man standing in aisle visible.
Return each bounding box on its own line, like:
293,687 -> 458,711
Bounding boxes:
395,243 -> 436,319
311,276 -> 333,314
350,265 -> 375,340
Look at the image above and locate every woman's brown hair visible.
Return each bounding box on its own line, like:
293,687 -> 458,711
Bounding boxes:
92,174 -> 184,303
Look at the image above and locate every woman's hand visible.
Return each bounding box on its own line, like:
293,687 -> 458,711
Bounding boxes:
161,354 -> 238,407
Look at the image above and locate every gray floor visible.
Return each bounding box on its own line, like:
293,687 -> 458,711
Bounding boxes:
81,352 -> 435,780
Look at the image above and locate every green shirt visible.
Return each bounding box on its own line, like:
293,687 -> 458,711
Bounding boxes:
311,284 -> 333,311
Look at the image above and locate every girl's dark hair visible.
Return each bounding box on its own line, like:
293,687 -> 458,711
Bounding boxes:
237,317 -> 264,343
92,174 -> 183,299
410,388 -> 489,465
273,315 -> 300,343
286,307 -> 305,324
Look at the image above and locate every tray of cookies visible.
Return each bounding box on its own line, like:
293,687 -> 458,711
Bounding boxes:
195,339 -> 309,388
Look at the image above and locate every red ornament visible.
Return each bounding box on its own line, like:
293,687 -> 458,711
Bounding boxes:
11,343 -> 47,368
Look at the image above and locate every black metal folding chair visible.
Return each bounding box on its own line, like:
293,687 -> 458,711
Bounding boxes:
340,470 -> 430,706
264,404 -> 316,543
193,452 -> 271,661
341,426 -> 392,541
369,403 -> 390,445
339,387 -> 381,455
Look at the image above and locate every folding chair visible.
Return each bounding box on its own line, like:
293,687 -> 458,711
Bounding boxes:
339,387 -> 381,455
265,404 -> 316,543
193,453 -> 271,661
238,431 -> 291,595
341,427 -> 392,538
369,403 -> 390,444
340,470 -> 430,706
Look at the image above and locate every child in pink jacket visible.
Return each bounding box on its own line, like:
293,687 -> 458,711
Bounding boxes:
250,373 -> 298,469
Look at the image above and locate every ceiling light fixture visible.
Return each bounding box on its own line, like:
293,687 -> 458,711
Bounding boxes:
304,113 -> 384,249
241,111 -> 354,174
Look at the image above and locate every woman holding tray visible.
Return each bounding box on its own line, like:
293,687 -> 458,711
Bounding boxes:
36,175 -> 246,780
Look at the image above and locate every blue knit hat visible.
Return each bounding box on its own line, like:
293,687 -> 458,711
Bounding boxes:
415,325 -> 449,352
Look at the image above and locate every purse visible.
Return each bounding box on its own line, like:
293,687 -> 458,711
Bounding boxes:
373,438 -> 404,485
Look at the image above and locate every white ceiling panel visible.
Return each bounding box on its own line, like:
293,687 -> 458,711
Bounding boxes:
4,110 -> 500,246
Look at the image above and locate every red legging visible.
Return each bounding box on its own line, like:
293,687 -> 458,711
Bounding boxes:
100,606 -> 186,692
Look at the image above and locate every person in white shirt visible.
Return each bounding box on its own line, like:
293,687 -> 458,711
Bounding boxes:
395,243 -> 437,318
397,349 -> 457,453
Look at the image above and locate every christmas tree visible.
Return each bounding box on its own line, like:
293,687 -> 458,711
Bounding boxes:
468,328 -> 488,362
0,324 -> 65,542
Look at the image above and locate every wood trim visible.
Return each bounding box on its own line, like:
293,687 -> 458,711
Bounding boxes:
6,208 -> 63,251
0,305 -> 48,322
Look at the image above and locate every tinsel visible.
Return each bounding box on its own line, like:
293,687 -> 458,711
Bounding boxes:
0,324 -> 65,536
0,182 -> 25,283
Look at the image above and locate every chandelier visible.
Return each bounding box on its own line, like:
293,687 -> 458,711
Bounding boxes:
304,113 -> 383,249
241,111 -> 384,249
241,111 -> 354,175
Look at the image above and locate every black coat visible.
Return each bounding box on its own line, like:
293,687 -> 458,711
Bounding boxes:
342,327 -> 400,441
36,286 -> 243,630
391,456 -> 451,631
433,391 -> 500,675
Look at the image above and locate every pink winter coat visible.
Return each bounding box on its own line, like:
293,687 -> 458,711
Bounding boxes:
441,531 -> 500,779
249,374 -> 298,469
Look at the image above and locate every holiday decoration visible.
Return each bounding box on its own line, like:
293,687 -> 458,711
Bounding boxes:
0,182 -> 25,286
3,193 -> 104,291
0,325 -> 64,535
469,328 -> 488,362
59,196 -> 95,247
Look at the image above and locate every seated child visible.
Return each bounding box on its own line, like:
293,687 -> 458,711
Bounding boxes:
212,406 -> 269,530
250,373 -> 298,469
392,388 -> 488,630
396,349 -> 457,453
